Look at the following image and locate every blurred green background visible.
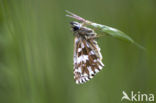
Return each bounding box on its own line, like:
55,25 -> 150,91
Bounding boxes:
0,0 -> 156,103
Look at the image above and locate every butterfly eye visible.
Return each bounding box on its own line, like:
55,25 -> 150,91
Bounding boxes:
70,21 -> 81,31
73,26 -> 80,31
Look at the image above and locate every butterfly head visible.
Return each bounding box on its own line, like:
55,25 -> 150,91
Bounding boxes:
70,21 -> 82,31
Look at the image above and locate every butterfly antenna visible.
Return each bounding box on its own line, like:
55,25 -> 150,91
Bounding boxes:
65,10 -> 86,22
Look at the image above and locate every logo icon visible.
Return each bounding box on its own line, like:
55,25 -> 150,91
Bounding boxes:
121,91 -> 131,101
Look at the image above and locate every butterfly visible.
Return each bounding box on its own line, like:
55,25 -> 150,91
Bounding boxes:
70,21 -> 104,84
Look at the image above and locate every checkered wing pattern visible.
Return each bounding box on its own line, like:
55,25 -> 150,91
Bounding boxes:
73,37 -> 104,84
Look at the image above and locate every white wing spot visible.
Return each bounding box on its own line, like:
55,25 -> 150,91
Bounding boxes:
95,69 -> 99,73
88,66 -> 94,75
83,73 -> 88,77
82,78 -> 85,82
81,43 -> 85,48
99,60 -> 104,66
77,55 -> 88,63
90,51 -> 94,55
99,65 -> 103,70
74,56 -> 77,64
93,59 -> 97,62
86,42 -> 90,47
76,80 -> 79,84
79,79 -> 83,84
75,38 -> 78,43
85,77 -> 89,81
78,67 -> 82,73
78,48 -> 82,52
90,76 -> 93,79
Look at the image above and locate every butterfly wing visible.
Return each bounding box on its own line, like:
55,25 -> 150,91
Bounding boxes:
73,37 -> 104,84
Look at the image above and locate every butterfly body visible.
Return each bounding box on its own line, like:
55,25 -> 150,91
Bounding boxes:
71,21 -> 104,84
